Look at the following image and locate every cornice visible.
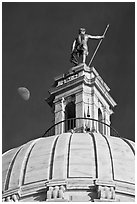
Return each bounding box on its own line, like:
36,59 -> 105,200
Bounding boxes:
49,75 -> 84,95
2,178 -> 135,200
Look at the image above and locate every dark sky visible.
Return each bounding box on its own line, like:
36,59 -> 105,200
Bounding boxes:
2,2 -> 135,153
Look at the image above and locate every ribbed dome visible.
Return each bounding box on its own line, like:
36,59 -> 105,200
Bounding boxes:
2,132 -> 135,202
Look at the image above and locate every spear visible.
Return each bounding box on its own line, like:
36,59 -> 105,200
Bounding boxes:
88,24 -> 110,67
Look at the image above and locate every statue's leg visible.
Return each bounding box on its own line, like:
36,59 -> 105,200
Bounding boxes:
82,48 -> 88,64
83,54 -> 86,63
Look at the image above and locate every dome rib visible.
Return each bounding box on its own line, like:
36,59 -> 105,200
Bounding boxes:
49,135 -> 59,180
102,135 -> 115,180
2,147 -> 19,191
122,138 -> 135,155
67,133 -> 73,178
91,133 -> 98,178
19,138 -> 41,186
21,144 -> 36,185
22,135 -> 59,185
8,140 -> 35,189
92,133 -> 113,180
4,147 -> 23,191
52,133 -> 71,180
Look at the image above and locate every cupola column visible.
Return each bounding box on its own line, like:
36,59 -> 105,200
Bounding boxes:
54,98 -> 65,134
75,90 -> 85,130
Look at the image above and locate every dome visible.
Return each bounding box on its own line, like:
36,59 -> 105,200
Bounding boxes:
2,132 -> 135,202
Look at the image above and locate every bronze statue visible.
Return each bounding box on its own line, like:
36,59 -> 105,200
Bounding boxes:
70,28 -> 104,65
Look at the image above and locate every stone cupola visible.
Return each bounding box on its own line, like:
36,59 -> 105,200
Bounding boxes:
46,63 -> 116,135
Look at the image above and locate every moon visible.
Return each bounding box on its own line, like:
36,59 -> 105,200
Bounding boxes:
18,87 -> 30,101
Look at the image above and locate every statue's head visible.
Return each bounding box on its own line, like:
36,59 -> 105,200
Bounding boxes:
79,28 -> 86,34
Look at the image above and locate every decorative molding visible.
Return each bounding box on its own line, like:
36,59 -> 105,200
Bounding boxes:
67,178 -> 95,190
20,180 -> 47,197
95,180 -> 116,201
114,180 -> 135,196
83,77 -> 116,107
49,75 -> 85,95
46,185 -> 66,200
2,187 -> 20,199
97,185 -> 115,200
69,63 -> 87,73
2,178 -> 135,201
53,87 -> 83,104
46,180 -> 67,201
2,193 -> 20,202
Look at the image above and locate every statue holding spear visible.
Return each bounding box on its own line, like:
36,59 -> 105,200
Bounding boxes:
70,25 -> 109,66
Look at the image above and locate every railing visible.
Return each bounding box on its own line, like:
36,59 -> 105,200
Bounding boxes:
43,117 -> 120,138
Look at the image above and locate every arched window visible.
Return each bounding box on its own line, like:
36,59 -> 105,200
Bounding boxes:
98,108 -> 103,134
65,101 -> 76,131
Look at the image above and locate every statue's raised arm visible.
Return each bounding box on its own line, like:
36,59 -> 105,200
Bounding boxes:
88,34 -> 104,40
70,27 -> 105,66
